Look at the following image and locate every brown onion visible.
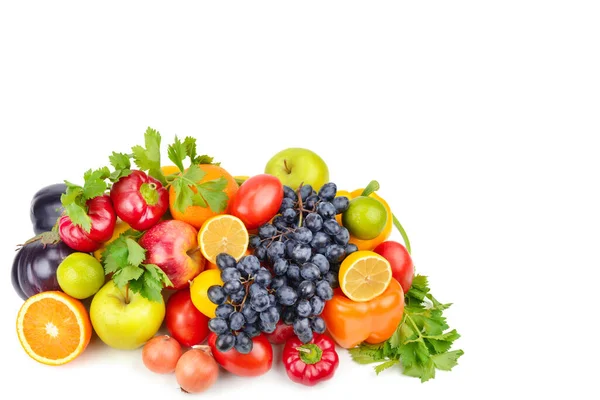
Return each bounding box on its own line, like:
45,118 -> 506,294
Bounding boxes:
176,347 -> 219,393
142,335 -> 182,374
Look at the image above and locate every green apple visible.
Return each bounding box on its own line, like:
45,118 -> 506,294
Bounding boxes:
90,280 -> 165,350
265,148 -> 329,190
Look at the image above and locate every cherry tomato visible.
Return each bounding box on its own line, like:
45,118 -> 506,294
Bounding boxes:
208,332 -> 273,377
373,241 -> 414,293
229,174 -> 283,230
264,321 -> 295,344
166,289 -> 210,347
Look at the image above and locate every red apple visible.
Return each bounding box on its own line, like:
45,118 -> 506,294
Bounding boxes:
373,241 -> 414,293
140,220 -> 205,289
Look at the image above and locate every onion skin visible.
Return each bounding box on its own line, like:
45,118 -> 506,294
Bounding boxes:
142,336 -> 182,374
176,348 -> 219,393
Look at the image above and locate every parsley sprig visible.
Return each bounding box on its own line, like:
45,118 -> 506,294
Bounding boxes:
349,275 -> 463,382
101,230 -> 172,302
61,167 -> 111,232
130,128 -> 227,214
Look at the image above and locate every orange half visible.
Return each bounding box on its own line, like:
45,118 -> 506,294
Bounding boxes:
198,215 -> 249,264
16,291 -> 92,366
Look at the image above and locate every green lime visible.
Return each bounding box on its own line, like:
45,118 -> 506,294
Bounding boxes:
342,196 -> 388,240
57,253 -> 105,299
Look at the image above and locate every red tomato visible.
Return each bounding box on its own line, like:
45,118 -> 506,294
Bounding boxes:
208,333 -> 273,377
229,174 -> 283,230
165,289 -> 210,347
264,321 -> 295,344
373,241 -> 414,293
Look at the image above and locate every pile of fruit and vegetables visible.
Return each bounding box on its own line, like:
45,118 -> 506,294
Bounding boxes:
12,127 -> 463,392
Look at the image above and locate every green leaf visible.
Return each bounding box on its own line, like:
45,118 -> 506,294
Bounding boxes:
61,185 -> 83,206
109,152 -> 131,170
171,179 -> 194,213
183,137 -> 197,162
348,348 -> 380,364
167,136 -> 187,173
389,324 -> 403,348
145,264 -> 173,288
82,167 -> 110,200
426,330 -> 460,354
65,203 -> 91,232
109,152 -> 132,182
197,177 -> 229,213
132,127 -> 162,171
125,238 -> 146,266
195,154 -> 218,165
183,164 -> 205,183
113,265 -> 144,288
431,350 -> 464,371
374,359 -> 399,375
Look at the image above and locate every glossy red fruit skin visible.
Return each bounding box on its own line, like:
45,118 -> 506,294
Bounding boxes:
230,174 -> 283,230
165,289 -> 210,347
265,321 -> 295,344
58,195 -> 117,252
110,170 -> 169,231
208,333 -> 273,377
373,241 -> 414,293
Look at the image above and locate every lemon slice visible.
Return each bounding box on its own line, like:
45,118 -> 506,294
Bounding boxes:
338,251 -> 392,302
198,215 -> 249,264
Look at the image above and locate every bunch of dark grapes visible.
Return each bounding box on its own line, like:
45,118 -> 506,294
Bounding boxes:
250,182 -> 358,343
206,253 -> 279,354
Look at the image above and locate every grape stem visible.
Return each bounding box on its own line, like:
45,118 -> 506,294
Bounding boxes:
297,183 -> 305,227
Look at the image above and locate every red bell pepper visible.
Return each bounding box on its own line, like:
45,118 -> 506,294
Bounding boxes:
282,334 -> 339,386
110,170 -> 168,231
58,195 -> 116,252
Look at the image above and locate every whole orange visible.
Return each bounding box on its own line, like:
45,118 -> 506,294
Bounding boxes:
169,164 -> 239,229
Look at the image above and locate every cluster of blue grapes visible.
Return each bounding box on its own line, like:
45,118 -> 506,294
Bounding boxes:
250,182 -> 358,343
206,253 -> 278,354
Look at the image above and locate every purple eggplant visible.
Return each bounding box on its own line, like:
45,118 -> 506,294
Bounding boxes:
11,239 -> 76,300
30,183 -> 66,235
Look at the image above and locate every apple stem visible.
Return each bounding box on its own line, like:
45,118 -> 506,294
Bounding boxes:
124,283 -> 130,304
283,159 -> 292,174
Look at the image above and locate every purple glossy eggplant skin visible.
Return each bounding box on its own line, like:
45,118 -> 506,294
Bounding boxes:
11,240 -> 76,300
30,183 -> 66,235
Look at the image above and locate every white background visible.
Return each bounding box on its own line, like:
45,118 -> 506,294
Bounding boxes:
1,1 -> 599,399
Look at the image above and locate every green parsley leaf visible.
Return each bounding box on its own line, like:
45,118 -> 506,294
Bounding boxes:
167,136 -> 187,173
125,238 -> 146,266
109,152 -> 132,182
431,350 -> 464,371
132,127 -> 162,171
196,177 -> 229,213
375,360 -> 399,375
64,203 -> 91,232
171,165 -> 207,213
183,137 -> 197,163
82,167 -> 110,199
99,229 -> 170,302
195,154 -> 219,165
113,265 -> 144,288
349,274 -> 463,382
145,264 -> 173,288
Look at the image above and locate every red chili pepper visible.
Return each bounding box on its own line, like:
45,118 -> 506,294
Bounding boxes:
282,334 -> 339,386
110,170 -> 169,231
58,195 -> 116,252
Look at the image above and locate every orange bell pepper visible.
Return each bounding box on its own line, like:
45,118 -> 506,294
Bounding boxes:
321,278 -> 405,349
